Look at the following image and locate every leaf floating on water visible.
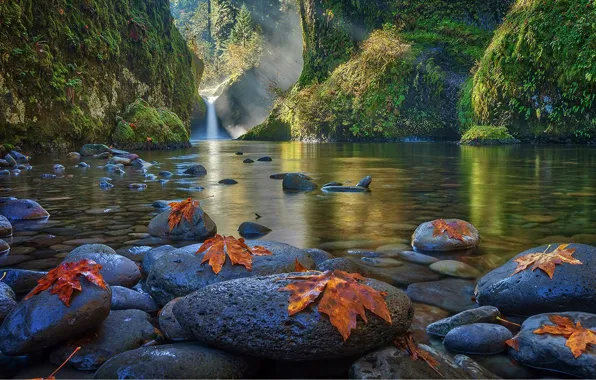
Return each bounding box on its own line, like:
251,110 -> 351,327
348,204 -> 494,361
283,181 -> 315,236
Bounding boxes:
294,258 -> 308,272
279,270 -> 391,341
431,219 -> 471,241
394,333 -> 441,376
533,315 -> 596,358
168,198 -> 200,231
24,259 -> 107,307
196,234 -> 273,274
511,244 -> 582,279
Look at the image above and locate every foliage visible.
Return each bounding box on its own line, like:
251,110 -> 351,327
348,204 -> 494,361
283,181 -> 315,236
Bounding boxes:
197,234 -> 273,274
533,315 -> 596,358
394,333 -> 441,375
511,244 -> 582,279
431,219 -> 472,241
25,259 -> 107,307
168,198 -> 200,231
294,258 -> 308,272
279,270 -> 392,341
460,125 -> 517,145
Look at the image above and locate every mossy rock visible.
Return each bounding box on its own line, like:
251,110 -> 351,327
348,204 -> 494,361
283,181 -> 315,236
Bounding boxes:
238,107 -> 291,141
460,125 -> 518,146
472,0 -> 596,141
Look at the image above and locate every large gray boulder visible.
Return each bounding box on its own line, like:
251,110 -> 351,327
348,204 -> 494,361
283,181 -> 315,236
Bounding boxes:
174,273 -> 413,361
477,243 -> 596,316
148,206 -> 217,241
0,199 -> 49,221
146,241 -> 316,306
412,219 -> 479,251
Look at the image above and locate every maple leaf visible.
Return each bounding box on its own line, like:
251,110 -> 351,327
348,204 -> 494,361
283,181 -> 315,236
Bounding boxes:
394,333 -> 441,376
25,259 -> 107,307
196,234 -> 273,274
431,219 -> 471,241
168,198 -> 199,231
505,333 -> 520,351
511,244 -> 582,279
294,258 -> 308,272
278,270 -> 392,341
534,315 -> 596,358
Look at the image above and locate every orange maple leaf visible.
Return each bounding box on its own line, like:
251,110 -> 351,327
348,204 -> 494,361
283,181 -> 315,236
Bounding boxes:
431,219 -> 471,241
294,258 -> 308,272
279,270 -> 392,341
505,333 -> 520,351
168,198 -> 199,231
534,315 -> 596,358
25,260 -> 107,307
394,333 -> 441,375
511,244 -> 582,279
196,234 -> 273,274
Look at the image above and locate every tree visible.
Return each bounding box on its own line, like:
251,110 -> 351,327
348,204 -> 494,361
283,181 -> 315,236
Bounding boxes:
229,4 -> 253,47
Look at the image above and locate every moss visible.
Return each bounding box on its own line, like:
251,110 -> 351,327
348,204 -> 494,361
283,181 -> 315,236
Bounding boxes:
472,0 -> 596,141
239,110 -> 291,141
460,125 -> 518,145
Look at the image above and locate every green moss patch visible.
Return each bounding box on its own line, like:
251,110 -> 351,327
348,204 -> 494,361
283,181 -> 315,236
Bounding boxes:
460,125 -> 518,145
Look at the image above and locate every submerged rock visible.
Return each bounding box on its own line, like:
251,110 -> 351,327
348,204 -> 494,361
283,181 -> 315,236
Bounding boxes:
174,273 -> 413,361
148,205 -> 217,241
396,250 -> 439,265
257,156 -> 273,162
454,355 -> 499,379
0,199 -> 49,221
237,222 -> 272,238
406,279 -> 477,313
322,186 -> 371,193
219,178 -> 238,185
430,260 -> 482,279
427,306 -> 501,337
183,164 -> 207,176
243,158 -> 254,163
282,173 -> 318,191
128,183 -> 147,190
412,219 -> 479,251
443,323 -> 512,355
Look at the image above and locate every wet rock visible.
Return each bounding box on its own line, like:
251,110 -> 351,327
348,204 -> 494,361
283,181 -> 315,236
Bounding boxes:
183,164 -> 207,176
174,273 -> 413,361
410,303 -> 450,344
0,278 -> 111,355
64,251 -> 141,288
40,173 -> 56,179
144,173 -> 157,180
282,173 -> 318,191
63,237 -> 108,245
219,178 -> 238,185
427,306 -> 501,337
142,245 -> 176,276
322,186 -> 370,193
257,156 -> 272,162
10,150 -> 28,163
454,355 -> 499,379
128,183 -> 147,190
0,281 -> 16,322
0,159 -> 8,167
0,216 -> 12,238
147,241 -> 316,306
0,170 -> 9,176
357,176 -> 372,188
130,158 -> 151,169
107,156 -> 130,166
111,286 -> 158,312
0,352 -> 29,378
397,250 -> 439,265
152,200 -> 170,209
430,260 -> 482,279
67,152 -> 81,160
509,312 -> 596,378
350,344 -> 471,379
322,181 -> 343,187
81,144 -> 111,156
93,152 -> 112,159
407,279 -> 477,313
50,309 -> 159,370
4,154 -> 17,167
148,205 -> 217,242
303,248 -> 334,265
53,164 -> 65,171
77,162 -> 90,168
238,221 -> 272,238
477,243 -> 596,316
235,151 -> 244,155
318,258 -> 365,274
159,298 -> 193,341
444,323 -> 512,355
0,196 -> 17,205
0,239 -> 9,254
0,199 -> 49,221
0,269 -> 47,294
360,257 -> 403,267
243,158 -> 254,163
70,244 -> 117,256
94,343 -> 256,379
116,245 -> 151,262
159,171 -> 173,177
366,264 -> 442,287
270,173 -> 288,179
412,219 -> 479,251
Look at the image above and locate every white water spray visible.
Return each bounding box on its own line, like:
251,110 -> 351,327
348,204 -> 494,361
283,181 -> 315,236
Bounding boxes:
202,95 -> 220,140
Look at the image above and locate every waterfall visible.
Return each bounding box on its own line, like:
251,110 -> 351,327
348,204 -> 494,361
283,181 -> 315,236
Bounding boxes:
202,95 -> 220,140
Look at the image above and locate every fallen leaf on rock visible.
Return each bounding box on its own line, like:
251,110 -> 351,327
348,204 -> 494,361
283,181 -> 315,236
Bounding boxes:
294,258 -> 308,272
279,270 -> 391,341
534,315 -> 596,358
432,219 -> 471,241
25,259 -> 107,307
168,198 -> 200,231
394,332 -> 441,375
197,234 -> 273,274
511,244 -> 582,279
505,333 -> 520,351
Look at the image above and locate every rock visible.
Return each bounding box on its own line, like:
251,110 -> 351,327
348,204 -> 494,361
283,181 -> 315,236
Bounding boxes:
509,312 -> 596,378
219,178 -> 238,185
430,260 -> 482,279
350,344 -> 471,379
147,241 -> 316,306
322,181 -> 343,187
0,239 -> 9,254
113,167 -> 125,175
356,176 -> 372,188
80,144 -> 111,156
174,273 -> 413,361
410,303 -> 450,344
412,219 -> 479,251
107,156 -> 130,166
0,159 -> 8,167
303,248 -> 334,265
0,196 -> 17,205
183,164 -> 207,176
317,258 -> 364,274
243,158 -> 254,163
322,186 -> 370,193
148,205 -> 217,242
159,171 -> 173,177
0,215 -> 13,238
257,156 -> 272,162
70,244 -> 117,256
142,245 -> 176,276
93,152 -> 112,159
40,173 -> 57,179
116,245 -> 151,262
144,173 -> 157,180
366,264 -> 441,287
360,257 -> 403,267
77,162 -> 90,168
0,281 -> 16,322
0,170 -> 9,176
159,298 -> 193,341
454,355 -> 500,379
0,269 -> 47,293
0,199 -> 49,221
67,152 -> 81,160
9,151 -> 28,163
152,200 -> 170,209
111,286 -> 158,312
477,243 -> 596,316
270,173 -> 288,179
473,353 -> 541,378
407,279 -> 477,313
130,158 -> 151,169
94,343 -> 257,379
53,164 -> 65,171
397,250 -> 439,265
444,323 -> 512,355
283,173 -> 318,191
235,151 -> 244,155
238,222 -> 272,238
128,183 -> 147,190
4,154 -> 17,167
0,278 -> 111,355
50,309 -> 159,370
99,181 -> 114,189
64,238 -> 108,245
64,252 -> 141,288
427,306 -> 501,337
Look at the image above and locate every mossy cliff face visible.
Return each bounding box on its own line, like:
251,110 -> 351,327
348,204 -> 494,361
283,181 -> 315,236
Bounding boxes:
472,0 -> 596,142
242,0 -> 513,141
0,0 -> 202,152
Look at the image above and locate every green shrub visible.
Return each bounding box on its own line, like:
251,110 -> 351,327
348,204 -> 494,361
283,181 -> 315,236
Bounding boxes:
460,125 -> 518,145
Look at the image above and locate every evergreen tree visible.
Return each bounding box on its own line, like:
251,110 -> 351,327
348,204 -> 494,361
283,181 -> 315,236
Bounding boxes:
212,0 -> 236,50
229,4 -> 253,47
